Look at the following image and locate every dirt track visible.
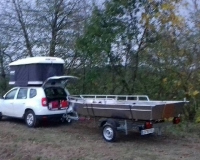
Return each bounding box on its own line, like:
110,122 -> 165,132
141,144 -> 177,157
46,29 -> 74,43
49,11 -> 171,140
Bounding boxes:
0,118 -> 200,160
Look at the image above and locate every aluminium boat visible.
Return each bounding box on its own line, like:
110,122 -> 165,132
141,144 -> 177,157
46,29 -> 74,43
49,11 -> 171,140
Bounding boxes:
68,95 -> 187,121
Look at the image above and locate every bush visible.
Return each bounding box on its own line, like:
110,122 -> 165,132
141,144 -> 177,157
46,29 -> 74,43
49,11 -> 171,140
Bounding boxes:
195,108 -> 200,123
0,78 -> 9,97
183,99 -> 200,122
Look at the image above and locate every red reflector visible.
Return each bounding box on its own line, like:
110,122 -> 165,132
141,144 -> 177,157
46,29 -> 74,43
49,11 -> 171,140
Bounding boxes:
145,121 -> 153,129
61,100 -> 69,108
50,101 -> 60,109
41,98 -> 47,106
173,117 -> 181,124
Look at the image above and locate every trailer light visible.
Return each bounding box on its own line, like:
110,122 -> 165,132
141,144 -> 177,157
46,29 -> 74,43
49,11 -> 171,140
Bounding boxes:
173,117 -> 181,124
145,121 -> 153,129
41,98 -> 47,106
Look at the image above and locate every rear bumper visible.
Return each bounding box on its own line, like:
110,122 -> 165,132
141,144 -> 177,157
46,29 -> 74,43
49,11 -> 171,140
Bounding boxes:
36,114 -> 64,120
34,107 -> 66,116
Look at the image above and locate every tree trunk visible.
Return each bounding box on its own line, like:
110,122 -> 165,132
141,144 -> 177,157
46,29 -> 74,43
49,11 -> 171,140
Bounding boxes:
12,0 -> 33,57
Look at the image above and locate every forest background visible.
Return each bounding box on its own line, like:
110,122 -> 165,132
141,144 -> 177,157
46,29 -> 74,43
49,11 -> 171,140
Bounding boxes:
0,0 -> 200,122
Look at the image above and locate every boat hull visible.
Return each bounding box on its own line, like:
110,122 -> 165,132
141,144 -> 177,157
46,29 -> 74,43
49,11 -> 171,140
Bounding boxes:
72,100 -> 186,121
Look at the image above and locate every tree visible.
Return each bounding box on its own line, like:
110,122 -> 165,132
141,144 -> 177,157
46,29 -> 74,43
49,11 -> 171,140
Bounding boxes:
12,0 -> 33,57
35,0 -> 88,57
76,0 -> 183,94
0,0 -> 36,58
0,0 -> 92,76
0,41 -> 12,96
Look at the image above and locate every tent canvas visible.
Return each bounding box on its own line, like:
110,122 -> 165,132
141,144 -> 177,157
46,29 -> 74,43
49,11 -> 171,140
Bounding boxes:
9,57 -> 64,87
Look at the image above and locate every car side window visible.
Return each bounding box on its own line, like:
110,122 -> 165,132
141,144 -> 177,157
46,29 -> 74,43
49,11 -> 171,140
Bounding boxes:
29,89 -> 37,98
139,97 -> 148,101
17,88 -> 28,99
5,89 -> 18,100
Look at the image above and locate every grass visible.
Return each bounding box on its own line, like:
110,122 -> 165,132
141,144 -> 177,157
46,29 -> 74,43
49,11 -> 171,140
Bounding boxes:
164,121 -> 200,138
0,118 -> 200,160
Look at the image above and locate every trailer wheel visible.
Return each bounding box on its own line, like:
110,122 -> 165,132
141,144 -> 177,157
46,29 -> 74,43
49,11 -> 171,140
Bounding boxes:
102,123 -> 117,142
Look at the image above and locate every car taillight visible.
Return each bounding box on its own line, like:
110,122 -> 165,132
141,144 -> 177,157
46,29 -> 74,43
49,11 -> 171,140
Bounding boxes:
173,117 -> 181,124
145,121 -> 153,129
41,98 -> 47,106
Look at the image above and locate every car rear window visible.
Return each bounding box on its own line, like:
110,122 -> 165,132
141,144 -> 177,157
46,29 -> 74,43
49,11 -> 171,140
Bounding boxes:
30,89 -> 37,98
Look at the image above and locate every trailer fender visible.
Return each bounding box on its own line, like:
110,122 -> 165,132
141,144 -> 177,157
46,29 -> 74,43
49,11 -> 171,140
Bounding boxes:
98,118 -> 108,128
99,118 -> 119,128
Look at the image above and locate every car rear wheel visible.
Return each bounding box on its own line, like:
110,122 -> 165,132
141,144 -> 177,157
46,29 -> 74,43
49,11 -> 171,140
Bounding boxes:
25,110 -> 39,128
0,112 -> 2,120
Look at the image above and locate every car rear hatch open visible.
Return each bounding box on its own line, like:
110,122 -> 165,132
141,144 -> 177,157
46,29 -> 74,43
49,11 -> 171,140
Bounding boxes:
42,76 -> 78,110
42,76 -> 78,88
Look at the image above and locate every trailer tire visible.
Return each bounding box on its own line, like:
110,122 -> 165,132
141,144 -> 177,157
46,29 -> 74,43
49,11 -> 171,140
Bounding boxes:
102,123 -> 117,142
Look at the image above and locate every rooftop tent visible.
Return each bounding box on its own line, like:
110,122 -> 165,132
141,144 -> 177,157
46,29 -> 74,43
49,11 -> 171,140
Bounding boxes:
9,57 -> 65,87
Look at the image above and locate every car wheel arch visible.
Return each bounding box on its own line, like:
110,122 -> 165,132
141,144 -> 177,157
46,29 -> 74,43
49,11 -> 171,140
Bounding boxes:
23,108 -> 34,118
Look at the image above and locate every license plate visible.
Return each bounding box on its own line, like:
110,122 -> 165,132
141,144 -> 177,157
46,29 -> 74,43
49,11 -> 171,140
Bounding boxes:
141,128 -> 154,135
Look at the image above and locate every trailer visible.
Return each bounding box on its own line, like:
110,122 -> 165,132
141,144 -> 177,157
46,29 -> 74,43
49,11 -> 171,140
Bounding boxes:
66,95 -> 188,142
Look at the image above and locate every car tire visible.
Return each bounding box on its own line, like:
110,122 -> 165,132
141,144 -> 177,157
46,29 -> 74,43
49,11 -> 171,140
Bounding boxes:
0,112 -> 2,120
102,123 -> 117,142
25,110 -> 39,128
